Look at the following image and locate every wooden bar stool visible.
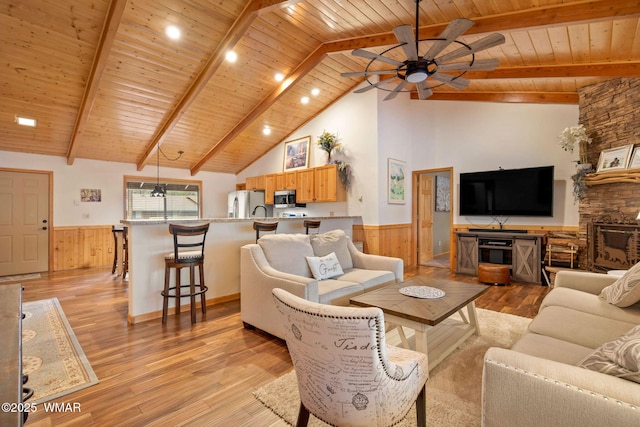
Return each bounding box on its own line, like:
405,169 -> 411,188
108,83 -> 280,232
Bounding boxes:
111,225 -> 128,278
162,223 -> 209,324
304,219 -> 321,234
253,221 -> 278,242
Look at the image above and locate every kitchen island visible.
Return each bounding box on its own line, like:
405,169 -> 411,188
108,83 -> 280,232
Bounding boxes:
121,216 -> 361,324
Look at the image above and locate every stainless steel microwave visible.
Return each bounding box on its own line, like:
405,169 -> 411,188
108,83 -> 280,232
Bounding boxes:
274,190 -> 296,208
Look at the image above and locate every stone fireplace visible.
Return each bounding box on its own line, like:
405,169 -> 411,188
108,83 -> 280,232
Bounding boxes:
576,77 -> 640,270
589,221 -> 640,272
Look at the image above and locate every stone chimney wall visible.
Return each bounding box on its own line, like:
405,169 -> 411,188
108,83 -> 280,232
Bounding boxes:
576,78 -> 640,267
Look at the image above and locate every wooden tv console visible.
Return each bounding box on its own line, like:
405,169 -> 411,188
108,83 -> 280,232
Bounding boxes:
455,230 -> 545,284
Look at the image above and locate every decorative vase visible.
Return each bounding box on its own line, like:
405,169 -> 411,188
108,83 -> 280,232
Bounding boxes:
576,163 -> 592,172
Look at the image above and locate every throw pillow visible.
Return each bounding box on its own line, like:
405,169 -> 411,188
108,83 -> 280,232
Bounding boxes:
310,229 -> 353,270
599,261 -> 640,307
577,324 -> 640,384
258,234 -> 314,278
306,252 -> 344,280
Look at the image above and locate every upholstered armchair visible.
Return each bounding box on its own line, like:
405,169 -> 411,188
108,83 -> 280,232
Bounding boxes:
272,288 -> 429,427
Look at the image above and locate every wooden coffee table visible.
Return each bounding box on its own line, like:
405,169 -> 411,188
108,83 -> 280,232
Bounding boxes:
350,276 -> 490,370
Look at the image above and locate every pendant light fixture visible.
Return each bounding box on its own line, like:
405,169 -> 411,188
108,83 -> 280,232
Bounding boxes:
150,146 -> 184,197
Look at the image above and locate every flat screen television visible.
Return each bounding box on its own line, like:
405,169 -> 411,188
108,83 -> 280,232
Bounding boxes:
459,166 -> 554,217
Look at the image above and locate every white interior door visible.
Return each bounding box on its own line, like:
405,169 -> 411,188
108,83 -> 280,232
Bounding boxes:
0,171 -> 50,276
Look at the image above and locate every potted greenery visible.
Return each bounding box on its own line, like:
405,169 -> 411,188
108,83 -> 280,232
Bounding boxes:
316,131 -> 352,188
317,130 -> 341,163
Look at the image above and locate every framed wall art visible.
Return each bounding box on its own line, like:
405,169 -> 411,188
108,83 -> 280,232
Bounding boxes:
81,188 -> 101,202
388,158 -> 406,204
596,144 -> 633,172
435,175 -> 450,212
283,136 -> 310,171
628,146 -> 640,169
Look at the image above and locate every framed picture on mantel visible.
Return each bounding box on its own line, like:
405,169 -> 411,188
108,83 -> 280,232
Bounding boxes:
596,144 -> 633,172
628,146 -> 640,169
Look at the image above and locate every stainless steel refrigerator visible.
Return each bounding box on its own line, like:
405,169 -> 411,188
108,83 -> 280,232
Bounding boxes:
227,190 -> 271,218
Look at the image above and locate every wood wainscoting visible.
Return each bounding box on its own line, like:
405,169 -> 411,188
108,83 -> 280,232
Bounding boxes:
53,225 -> 116,271
353,224 -> 413,267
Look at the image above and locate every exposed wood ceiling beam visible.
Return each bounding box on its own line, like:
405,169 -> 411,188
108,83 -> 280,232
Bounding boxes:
190,0 -> 640,173
65,0 -> 127,165
465,62 -> 640,79
410,92 -> 579,103
190,46 -> 328,175
135,0 -> 304,171
324,0 -> 640,53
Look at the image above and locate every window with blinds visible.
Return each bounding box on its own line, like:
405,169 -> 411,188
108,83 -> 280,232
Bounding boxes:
125,178 -> 201,220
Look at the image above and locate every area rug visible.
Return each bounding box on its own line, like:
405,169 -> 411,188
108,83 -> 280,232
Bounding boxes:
253,308 -> 531,427
22,298 -> 99,403
0,273 -> 41,283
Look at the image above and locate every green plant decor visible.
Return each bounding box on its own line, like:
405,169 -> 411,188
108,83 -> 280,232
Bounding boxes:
571,166 -> 594,203
317,131 -> 352,189
333,160 -> 352,189
317,131 -> 341,163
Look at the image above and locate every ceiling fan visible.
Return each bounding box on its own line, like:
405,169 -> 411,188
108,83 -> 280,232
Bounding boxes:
341,0 -> 505,101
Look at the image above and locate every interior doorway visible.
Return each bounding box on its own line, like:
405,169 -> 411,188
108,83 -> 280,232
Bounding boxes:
411,167 -> 453,268
0,169 -> 52,276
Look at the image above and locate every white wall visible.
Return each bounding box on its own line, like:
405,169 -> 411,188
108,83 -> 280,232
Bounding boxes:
2,90 -> 580,228
239,89 -> 580,227
0,151 -> 236,226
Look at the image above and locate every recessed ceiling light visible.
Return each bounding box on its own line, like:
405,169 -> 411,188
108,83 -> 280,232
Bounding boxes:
311,88 -> 320,96
225,51 -> 238,63
263,126 -> 272,135
16,116 -> 36,127
165,25 -> 181,40
274,73 -> 284,82
300,96 -> 310,104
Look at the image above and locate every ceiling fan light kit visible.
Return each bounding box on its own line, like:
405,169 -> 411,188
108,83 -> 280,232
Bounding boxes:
342,0 -> 505,101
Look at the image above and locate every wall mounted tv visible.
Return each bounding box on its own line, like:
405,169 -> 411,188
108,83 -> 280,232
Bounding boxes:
459,166 -> 554,217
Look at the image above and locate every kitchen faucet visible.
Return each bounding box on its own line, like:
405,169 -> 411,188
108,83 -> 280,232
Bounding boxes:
252,204 -> 267,217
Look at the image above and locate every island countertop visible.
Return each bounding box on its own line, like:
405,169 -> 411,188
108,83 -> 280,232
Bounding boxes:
121,215 -> 361,225
122,216 -> 361,323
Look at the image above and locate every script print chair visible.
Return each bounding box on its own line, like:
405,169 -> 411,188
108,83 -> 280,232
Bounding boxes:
272,288 -> 429,427
162,223 -> 209,324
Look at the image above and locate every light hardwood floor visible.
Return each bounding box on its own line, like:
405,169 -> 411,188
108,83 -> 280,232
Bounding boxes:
16,264 -> 549,426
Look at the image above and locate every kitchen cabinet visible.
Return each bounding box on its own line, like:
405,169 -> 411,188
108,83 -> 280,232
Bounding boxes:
245,175 -> 265,191
264,174 -> 276,204
296,169 -> 315,203
275,172 -> 296,190
296,164 -> 346,203
314,164 -> 346,202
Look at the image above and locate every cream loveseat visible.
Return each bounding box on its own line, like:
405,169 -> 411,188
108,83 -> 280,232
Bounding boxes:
483,269 -> 640,427
240,229 -> 403,339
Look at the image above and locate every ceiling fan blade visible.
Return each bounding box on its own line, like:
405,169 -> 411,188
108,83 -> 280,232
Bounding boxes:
384,80 -> 409,101
341,69 -> 398,77
423,18 -> 474,61
393,25 -> 418,61
430,72 -> 470,90
416,81 -> 433,100
437,58 -> 500,71
435,33 -> 505,63
352,48 -> 405,67
353,75 -> 398,93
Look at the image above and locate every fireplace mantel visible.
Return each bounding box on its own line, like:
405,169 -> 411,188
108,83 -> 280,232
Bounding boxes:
584,168 -> 640,185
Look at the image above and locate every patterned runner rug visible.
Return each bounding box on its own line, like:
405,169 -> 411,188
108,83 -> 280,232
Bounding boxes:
254,308 -> 531,427
22,298 -> 99,403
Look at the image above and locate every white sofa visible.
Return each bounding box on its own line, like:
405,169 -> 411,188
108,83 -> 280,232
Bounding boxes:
482,269 -> 640,427
240,229 -> 403,339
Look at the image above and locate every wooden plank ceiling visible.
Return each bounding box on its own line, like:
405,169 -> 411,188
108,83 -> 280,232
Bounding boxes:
2,0 -> 640,174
